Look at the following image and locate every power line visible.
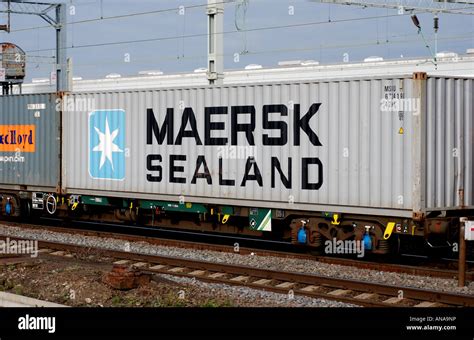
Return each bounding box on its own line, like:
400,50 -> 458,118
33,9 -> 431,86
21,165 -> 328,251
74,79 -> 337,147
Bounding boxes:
25,31 -> 474,68
7,0 -> 239,33
309,0 -> 474,15
26,12 -> 419,54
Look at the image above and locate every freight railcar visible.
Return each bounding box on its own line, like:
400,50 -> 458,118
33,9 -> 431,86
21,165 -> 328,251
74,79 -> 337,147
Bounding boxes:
0,58 -> 473,256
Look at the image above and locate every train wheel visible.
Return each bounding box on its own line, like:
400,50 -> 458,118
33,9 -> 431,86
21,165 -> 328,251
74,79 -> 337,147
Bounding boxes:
20,199 -> 31,221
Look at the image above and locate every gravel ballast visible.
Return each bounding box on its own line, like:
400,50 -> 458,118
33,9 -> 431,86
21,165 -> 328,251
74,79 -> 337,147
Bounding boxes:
159,274 -> 355,307
1,256 -> 353,307
0,224 -> 473,295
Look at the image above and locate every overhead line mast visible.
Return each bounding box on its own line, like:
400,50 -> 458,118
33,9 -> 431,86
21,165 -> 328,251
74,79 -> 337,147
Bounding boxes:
0,0 -> 68,92
207,0 -> 225,85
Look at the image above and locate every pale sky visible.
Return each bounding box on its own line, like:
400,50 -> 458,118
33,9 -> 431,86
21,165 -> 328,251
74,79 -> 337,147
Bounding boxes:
1,0 -> 473,81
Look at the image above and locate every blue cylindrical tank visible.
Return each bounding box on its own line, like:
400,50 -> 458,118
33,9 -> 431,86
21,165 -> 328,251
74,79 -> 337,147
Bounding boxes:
5,201 -> 12,216
363,231 -> 372,251
297,227 -> 307,244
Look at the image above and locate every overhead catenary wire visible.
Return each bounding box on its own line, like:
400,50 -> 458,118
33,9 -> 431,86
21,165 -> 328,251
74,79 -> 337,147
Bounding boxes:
4,1 -> 469,53
6,0 -> 240,33
27,31 -> 473,69
4,0 -> 469,78
25,12 -> 425,54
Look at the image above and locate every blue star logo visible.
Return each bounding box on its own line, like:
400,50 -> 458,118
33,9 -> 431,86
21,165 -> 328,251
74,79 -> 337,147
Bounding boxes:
89,110 -> 125,180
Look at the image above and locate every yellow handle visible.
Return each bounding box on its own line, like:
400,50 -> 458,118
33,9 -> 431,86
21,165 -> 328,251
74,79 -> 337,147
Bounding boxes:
71,202 -> 78,211
384,222 -> 396,240
222,215 -> 230,224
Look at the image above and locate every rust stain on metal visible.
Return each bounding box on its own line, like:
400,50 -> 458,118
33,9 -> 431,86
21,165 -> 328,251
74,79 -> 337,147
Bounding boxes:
412,211 -> 425,221
459,189 -> 465,208
0,43 -> 26,80
413,72 -> 427,80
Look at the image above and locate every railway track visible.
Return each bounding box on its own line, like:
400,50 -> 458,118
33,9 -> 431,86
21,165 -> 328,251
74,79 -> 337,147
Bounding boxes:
1,221 -> 473,282
10,238 -> 474,308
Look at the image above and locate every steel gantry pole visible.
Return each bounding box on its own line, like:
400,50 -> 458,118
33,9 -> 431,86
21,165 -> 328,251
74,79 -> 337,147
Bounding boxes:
0,0 -> 68,92
55,3 -> 67,92
207,0 -> 224,85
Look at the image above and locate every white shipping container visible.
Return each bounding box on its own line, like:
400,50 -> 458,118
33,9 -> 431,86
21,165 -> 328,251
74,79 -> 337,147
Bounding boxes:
62,73 -> 474,219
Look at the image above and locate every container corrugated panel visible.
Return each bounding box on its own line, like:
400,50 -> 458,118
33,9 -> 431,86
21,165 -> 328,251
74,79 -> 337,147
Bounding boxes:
426,77 -> 474,210
0,93 -> 59,189
64,76 -> 421,217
